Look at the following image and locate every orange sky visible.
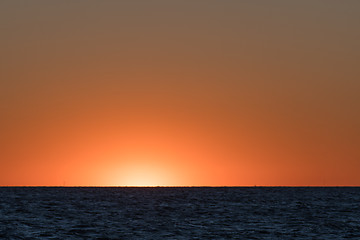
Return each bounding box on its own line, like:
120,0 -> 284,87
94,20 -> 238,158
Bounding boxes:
1,1 -> 359,186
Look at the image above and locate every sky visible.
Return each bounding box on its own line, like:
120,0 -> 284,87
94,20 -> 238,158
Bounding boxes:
1,0 -> 359,186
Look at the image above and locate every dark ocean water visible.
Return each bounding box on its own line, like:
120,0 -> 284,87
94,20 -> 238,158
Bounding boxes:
1,187 -> 360,239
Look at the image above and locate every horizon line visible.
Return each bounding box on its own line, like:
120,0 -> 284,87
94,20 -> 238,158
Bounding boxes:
1,185 -> 360,188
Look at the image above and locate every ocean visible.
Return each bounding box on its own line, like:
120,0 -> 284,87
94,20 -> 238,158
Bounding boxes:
0,187 -> 359,239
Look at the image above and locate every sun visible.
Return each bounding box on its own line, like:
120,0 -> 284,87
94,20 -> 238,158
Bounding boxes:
118,158 -> 178,187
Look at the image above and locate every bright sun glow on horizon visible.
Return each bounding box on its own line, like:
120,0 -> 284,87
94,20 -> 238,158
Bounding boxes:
115,157 -> 180,187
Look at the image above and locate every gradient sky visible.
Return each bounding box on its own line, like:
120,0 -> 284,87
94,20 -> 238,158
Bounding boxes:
1,1 -> 359,186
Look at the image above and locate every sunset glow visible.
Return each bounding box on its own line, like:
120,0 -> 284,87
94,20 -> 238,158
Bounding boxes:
1,1 -> 359,186
118,161 -> 175,187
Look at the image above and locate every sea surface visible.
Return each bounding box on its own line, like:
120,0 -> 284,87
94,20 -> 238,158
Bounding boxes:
0,187 -> 359,239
